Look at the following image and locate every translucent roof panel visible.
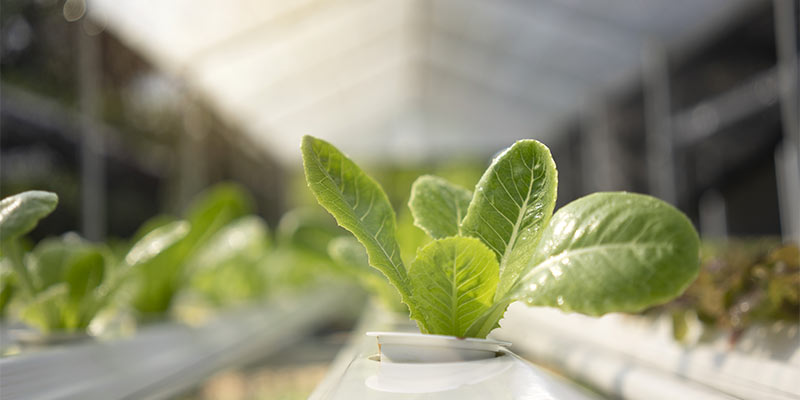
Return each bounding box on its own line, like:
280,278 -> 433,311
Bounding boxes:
88,0 -> 758,165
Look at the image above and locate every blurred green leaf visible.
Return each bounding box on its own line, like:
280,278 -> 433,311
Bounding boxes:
0,191 -> 58,294
20,283 -> 68,333
328,236 -> 405,312
327,236 -> 370,271
29,237 -> 73,292
129,214 -> 180,244
125,220 -> 190,267
18,235 -> 115,332
184,184 -> 253,245
64,248 -> 104,302
192,216 -> 269,269
277,208 -> 342,254
0,262 -> 16,317
647,240 -> 799,340
188,216 -> 271,306
131,184 -> 253,315
0,191 -> 58,244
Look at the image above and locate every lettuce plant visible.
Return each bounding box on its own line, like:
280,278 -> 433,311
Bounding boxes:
302,136 -> 700,338
130,184 -> 252,316
188,216 -> 272,306
0,191 -> 188,333
0,191 -> 59,318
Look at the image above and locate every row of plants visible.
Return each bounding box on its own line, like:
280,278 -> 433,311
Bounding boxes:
4,135 -> 793,352
0,184 -> 348,346
646,238 -> 799,343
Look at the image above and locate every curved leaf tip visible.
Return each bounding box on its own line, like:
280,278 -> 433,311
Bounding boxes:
0,191 -> 59,242
460,139 -> 558,300
301,135 -> 424,324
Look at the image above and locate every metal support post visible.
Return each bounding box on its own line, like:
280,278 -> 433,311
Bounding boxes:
174,97 -> 208,212
78,20 -> 105,241
643,43 -> 678,205
580,101 -> 619,193
773,0 -> 800,245
699,189 -> 728,238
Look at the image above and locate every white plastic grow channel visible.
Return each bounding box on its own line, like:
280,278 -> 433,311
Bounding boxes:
493,303 -> 800,400
309,304 -> 602,400
0,285 -> 361,400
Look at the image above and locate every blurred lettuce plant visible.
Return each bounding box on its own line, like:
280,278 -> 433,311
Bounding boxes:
268,208 -> 346,289
648,239 -> 799,343
0,191 -> 187,333
130,184 -> 253,318
0,191 -> 58,321
188,216 -> 272,306
274,207 -> 410,312
327,236 -> 405,313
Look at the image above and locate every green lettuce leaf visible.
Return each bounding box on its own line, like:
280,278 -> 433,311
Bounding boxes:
0,264 -> 15,317
25,236 -> 112,331
463,297 -> 514,339
0,191 -> 58,294
124,220 -> 190,267
301,135 -> 422,324
190,216 -> 269,269
0,191 -> 58,243
64,248 -> 104,302
29,237 -> 74,291
175,183 -> 253,262
408,237 -> 499,337
20,283 -> 68,333
513,192 -> 700,315
132,184 -> 251,315
63,248 -> 106,328
461,140 -> 557,300
408,175 -> 472,239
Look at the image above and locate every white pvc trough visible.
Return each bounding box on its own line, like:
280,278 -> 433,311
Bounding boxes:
0,286 -> 360,400
310,305 -> 601,400
492,302 -> 800,400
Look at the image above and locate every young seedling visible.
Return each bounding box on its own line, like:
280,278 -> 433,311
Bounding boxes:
302,136 -> 700,338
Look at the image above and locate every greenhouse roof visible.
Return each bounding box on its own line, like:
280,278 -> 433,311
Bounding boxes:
88,0 -> 759,164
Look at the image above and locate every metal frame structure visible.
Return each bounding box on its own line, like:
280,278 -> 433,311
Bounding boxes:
773,0 -> 799,245
86,0 -> 762,164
